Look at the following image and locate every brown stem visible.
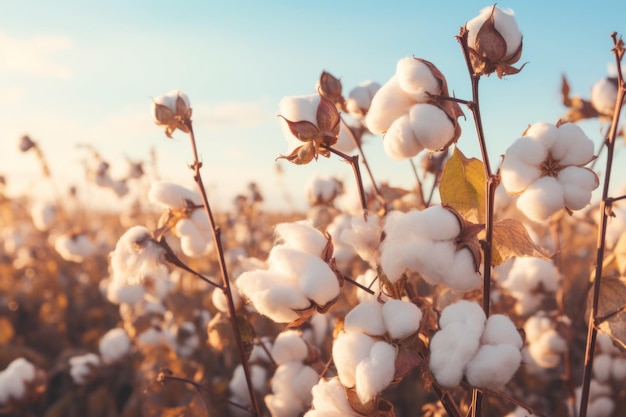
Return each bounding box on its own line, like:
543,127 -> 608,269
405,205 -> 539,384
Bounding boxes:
579,33 -> 625,417
431,384 -> 463,417
334,269 -> 375,295
323,145 -> 368,219
340,117 -> 386,210
408,158 -> 427,207
183,119 -> 262,417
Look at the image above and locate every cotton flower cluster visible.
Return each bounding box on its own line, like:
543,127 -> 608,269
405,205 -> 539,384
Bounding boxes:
279,94 -> 356,155
106,226 -> 173,305
69,353 -> 100,385
304,378 -> 360,417
429,301 -> 523,389
54,232 -> 95,263
366,57 -> 463,160
333,299 -> 422,403
237,221 -> 340,323
345,80 -> 381,119
380,206 -> 482,292
148,181 -> 214,257
500,121 -> 598,222
265,330 -> 320,417
497,257 -> 560,316
523,313 -> 567,369
306,173 -> 343,206
0,358 -> 39,405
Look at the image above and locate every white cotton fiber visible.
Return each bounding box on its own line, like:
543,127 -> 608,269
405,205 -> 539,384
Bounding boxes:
341,215 -> 381,267
444,247 -> 482,292
346,80 -> 381,117
55,233 -> 94,263
516,176 -> 565,222
148,181 -> 199,209
69,353 -> 100,385
507,137 -> 548,166
355,341 -> 397,403
551,123 -> 594,165
465,344 -> 522,389
344,301 -> 386,336
382,299 -> 422,339
366,76 -> 415,134
297,256 -> 340,306
481,314 -> 523,349
310,378 -> 355,414
278,94 -> 320,126
593,353 -> 613,384
466,6 -> 522,58
500,151 -> 542,194
526,122 -> 559,149
332,332 -> 376,388
591,78 -> 618,115
439,300 -> 486,338
99,328 -> 131,364
271,330 -> 309,365
409,103 -> 454,151
429,322 -> 480,387
415,240 -> 457,285
395,57 -> 440,101
265,393 -> 305,417
383,114 -> 422,160
417,206 -> 461,241
274,221 -> 329,257
612,357 -> 626,381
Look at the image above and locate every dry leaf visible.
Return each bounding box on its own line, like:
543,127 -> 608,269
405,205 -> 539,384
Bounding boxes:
587,276 -> 626,352
440,147 -> 486,224
491,218 -> 548,265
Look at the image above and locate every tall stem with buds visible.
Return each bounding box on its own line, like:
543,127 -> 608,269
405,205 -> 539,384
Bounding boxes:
579,33 -> 625,417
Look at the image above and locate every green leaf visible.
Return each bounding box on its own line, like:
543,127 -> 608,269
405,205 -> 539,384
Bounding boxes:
587,276 -> 626,352
492,218 -> 549,265
440,147 -> 486,224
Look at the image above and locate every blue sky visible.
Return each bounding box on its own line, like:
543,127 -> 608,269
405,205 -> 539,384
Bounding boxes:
1,1 -> 626,212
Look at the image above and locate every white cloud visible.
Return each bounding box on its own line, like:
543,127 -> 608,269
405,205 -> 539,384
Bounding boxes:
0,31 -> 73,78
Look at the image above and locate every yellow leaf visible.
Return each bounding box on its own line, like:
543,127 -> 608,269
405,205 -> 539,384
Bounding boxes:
492,219 -> 549,265
440,147 -> 486,224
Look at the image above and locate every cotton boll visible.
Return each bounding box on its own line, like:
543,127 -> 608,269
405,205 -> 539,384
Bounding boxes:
356,269 -> 383,303
99,328 -> 131,364
559,167 -> 599,210
310,378 -> 355,414
379,238 -> 421,283
523,315 -> 552,343
591,77 -> 619,115
31,201 -> 57,231
382,299 -> 422,339
148,181 -> 199,209
466,6 -> 522,59
306,174 -> 343,206
527,343 -> 560,368
505,137 -> 548,166
355,341 -> 397,403
500,150 -> 542,194
415,240 -> 457,285
1,358 -> 37,401
443,248 -> 482,292
611,357 -> 626,381
346,80 -> 381,117
439,300 -> 486,337
344,301 -> 386,336
332,332 -> 376,388
526,122 -> 559,148
429,323 -> 480,387
271,330 -> 309,365
481,315 -> 523,349
587,397 -> 615,417
212,285 -> 242,314
409,103 -> 455,151
69,353 -> 100,385
296,256 -> 340,306
269,362 -> 318,408
265,393 -> 305,417
416,206 -> 462,241
341,215 -> 381,267
593,353 -> 613,384
230,364 -> 268,402
274,221 -> 329,257
395,57 -> 440,102
516,176 -> 565,222
55,233 -> 95,262
551,123 -> 594,165
383,114 -> 423,160
177,219 -> 210,257
465,344 -> 522,389
278,94 -> 319,128
366,76 -> 415,134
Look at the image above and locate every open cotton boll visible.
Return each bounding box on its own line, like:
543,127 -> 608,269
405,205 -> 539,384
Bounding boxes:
429,322 -> 481,387
591,78 -> 618,115
344,301 -> 386,336
506,137 -> 548,166
335,122 -> 357,154
271,330 -> 309,365
273,363 -> 319,405
69,353 -> 100,385
365,76 -> 415,134
177,219 -> 209,257
465,344 -> 522,389
356,269 -> 384,303
55,233 -> 94,263
346,80 -> 381,117
99,328 -> 131,364
481,315 -> 523,349
279,94 -> 319,126
309,378 -> 357,414
416,206 -> 462,241
332,332 -> 376,388
383,113 -> 422,160
212,285 -> 242,314
466,6 -> 522,59
559,167 -> 598,210
274,221 -> 329,257
265,393 -> 305,417
525,122 -> 559,148
395,57 -> 440,101
380,238 -> 421,283
355,341 -> 397,403
523,315 -> 552,343
382,299 -> 422,339
341,215 -> 381,267
148,181 -> 200,209
504,257 -> 560,293
593,353 -> 613,384
500,151 -> 542,194
439,300 -> 486,336
443,247 -> 482,292
414,240 -> 457,285
230,364 -> 268,402
550,123 -> 594,165
516,176 -> 565,222
31,201 -> 57,231
306,173 -> 343,206
409,103 -> 454,151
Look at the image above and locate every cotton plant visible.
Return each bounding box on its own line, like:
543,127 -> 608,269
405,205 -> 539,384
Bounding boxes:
332,299 -> 422,403
522,312 -> 568,369
380,206 -> 482,292
236,220 -> 341,324
148,181 -> 215,257
499,121 -> 599,223
365,57 -> 464,161
496,257 -> 560,316
429,300 -> 523,389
